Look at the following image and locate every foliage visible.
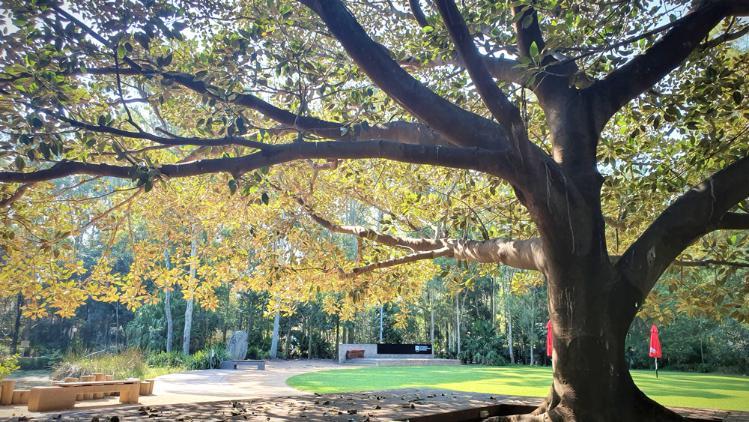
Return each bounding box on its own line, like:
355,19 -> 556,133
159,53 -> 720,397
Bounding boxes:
0,354 -> 19,379
459,320 -> 509,366
146,351 -> 187,368
51,349 -> 146,380
185,344 -> 228,370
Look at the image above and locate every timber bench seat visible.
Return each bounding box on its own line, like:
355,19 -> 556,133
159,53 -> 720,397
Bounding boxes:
346,349 -> 365,359
220,359 -> 266,370
28,379 -> 140,411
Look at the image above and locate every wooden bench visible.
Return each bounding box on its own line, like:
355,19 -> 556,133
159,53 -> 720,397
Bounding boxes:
28,379 -> 140,412
220,360 -> 265,370
139,379 -> 155,396
346,349 -> 365,359
11,389 -> 30,405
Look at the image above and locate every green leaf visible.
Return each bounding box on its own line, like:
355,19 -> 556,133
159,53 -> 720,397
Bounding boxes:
30,115 -> 43,129
529,41 -> 539,62
117,44 -> 127,60
421,25 -> 434,34
732,91 -> 743,105
14,156 -> 25,170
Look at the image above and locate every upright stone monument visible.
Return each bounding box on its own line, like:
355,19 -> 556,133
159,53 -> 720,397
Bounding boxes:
227,330 -> 248,361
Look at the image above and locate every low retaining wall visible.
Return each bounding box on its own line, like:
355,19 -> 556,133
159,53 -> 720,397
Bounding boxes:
338,343 -> 434,363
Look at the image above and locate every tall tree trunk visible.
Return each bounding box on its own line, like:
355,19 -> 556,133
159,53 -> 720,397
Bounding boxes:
334,314 -> 339,361
163,248 -> 173,353
10,293 -> 23,355
529,292 -> 535,366
307,317 -> 313,359
455,292 -> 461,355
270,310 -> 280,359
284,317 -> 292,358
378,304 -> 384,343
182,224 -> 198,355
429,292 -> 435,346
503,272 -> 515,364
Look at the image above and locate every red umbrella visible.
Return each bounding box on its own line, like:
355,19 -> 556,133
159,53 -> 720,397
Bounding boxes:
546,320 -> 553,357
649,324 -> 662,377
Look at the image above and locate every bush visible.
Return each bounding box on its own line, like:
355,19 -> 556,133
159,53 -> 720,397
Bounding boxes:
146,351 -> 187,368
0,355 -> 19,379
186,344 -> 229,370
52,349 -> 146,380
459,320 -> 510,366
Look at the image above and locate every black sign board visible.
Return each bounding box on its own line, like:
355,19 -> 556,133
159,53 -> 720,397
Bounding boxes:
377,343 -> 432,354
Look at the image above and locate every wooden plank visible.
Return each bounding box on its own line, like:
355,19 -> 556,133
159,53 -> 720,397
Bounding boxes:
55,379 -> 139,387
1,379 -> 16,405
11,389 -> 30,405
27,387 -> 76,412
93,373 -> 105,399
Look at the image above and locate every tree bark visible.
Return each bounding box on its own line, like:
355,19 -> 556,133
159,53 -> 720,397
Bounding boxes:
429,292 -> 435,347
502,272 -> 515,364
163,247 -> 173,353
182,223 -> 198,355
284,318 -> 292,359
455,292 -> 461,356
270,310 -> 280,359
10,293 -> 23,355
379,304 -> 384,343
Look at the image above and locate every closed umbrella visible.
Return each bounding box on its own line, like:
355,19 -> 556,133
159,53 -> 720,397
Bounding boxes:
649,324 -> 662,378
546,320 -> 553,357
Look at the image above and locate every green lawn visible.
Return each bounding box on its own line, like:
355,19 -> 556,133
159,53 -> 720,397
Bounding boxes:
287,365 -> 749,411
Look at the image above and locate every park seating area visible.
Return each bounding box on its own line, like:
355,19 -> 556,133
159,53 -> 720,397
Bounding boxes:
0,374 -> 155,412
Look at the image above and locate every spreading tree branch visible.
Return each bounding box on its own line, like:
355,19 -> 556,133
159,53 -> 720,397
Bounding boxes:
616,154 -> 749,299
588,1 -> 749,127
0,140 -> 521,185
0,183 -> 34,207
298,195 -> 544,271
343,247 -> 452,277
298,0 -> 508,149
435,0 -> 525,139
409,0 -> 429,28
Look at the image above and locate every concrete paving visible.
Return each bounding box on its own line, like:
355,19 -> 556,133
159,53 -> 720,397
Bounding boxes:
0,359 -> 354,419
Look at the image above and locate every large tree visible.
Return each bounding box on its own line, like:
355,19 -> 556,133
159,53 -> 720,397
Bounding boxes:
1,0 -> 748,419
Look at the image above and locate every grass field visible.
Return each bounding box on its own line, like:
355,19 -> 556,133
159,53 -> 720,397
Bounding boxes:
287,365 -> 749,411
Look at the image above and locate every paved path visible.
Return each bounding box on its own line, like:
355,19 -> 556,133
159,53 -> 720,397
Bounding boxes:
0,359 -> 353,419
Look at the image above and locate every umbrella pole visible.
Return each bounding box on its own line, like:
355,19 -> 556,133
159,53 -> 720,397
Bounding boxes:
655,358 -> 658,379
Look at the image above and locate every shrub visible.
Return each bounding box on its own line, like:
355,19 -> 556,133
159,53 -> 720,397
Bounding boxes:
187,344 -> 229,370
146,351 -> 187,368
0,355 -> 19,379
459,320 -> 510,366
52,349 -> 146,380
